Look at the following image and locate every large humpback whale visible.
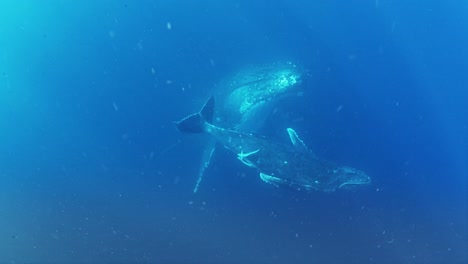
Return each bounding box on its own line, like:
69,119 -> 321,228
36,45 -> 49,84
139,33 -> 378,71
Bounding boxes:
213,61 -> 303,130
193,61 -> 303,192
176,97 -> 371,192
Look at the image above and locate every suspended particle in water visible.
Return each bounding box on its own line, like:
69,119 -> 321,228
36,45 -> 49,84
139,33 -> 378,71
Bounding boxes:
112,102 -> 119,112
137,41 -> 143,50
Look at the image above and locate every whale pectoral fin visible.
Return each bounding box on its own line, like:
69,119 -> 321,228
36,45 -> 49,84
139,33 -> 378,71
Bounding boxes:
286,128 -> 308,149
237,148 -> 260,168
238,148 -> 260,158
259,173 -> 284,187
286,128 -> 316,158
238,156 -> 257,168
193,143 -> 217,193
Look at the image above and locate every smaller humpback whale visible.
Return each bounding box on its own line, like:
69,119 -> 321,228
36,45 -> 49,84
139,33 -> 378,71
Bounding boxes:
176,97 -> 371,192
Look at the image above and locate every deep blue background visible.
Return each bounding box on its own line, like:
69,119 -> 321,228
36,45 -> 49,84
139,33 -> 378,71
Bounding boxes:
0,0 -> 467,263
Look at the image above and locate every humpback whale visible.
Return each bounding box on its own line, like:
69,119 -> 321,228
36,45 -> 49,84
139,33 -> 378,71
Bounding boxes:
213,61 -> 303,130
193,61 -> 304,192
176,97 -> 371,192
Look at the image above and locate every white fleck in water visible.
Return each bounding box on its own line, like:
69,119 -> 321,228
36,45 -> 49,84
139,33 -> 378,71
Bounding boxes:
112,102 -> 119,112
167,22 -> 172,30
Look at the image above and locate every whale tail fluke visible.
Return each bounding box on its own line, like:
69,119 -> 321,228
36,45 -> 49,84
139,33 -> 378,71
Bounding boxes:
175,96 -> 215,134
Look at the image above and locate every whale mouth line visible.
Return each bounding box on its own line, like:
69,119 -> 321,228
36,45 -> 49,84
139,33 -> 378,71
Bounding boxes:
338,179 -> 371,189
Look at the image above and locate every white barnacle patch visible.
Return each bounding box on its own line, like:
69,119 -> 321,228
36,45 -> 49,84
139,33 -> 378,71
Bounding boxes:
278,75 -> 290,87
274,70 -> 300,91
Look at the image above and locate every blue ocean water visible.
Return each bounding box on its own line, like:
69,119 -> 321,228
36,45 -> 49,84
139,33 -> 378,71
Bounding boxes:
0,0 -> 467,263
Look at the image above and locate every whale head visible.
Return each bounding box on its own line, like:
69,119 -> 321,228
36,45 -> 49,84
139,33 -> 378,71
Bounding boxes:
335,166 -> 371,190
